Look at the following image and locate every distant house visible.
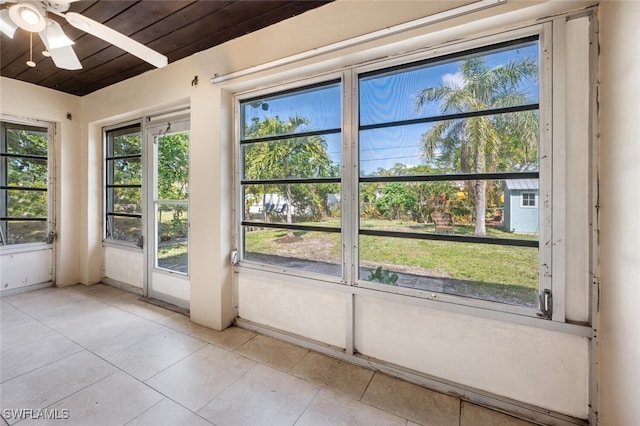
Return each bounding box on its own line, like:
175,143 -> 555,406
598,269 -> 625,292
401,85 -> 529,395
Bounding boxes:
503,179 -> 539,234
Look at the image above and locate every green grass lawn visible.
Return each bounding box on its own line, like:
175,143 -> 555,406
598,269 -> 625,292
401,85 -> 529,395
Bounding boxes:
244,218 -> 539,290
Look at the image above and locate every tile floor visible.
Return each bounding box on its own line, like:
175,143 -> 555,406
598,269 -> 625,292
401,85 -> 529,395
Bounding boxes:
1,284 -> 538,426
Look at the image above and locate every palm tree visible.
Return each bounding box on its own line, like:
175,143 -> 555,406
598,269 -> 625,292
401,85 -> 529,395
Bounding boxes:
415,55 -> 538,236
244,115 -> 334,226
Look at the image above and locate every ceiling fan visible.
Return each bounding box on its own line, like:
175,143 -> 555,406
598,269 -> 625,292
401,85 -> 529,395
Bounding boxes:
0,0 -> 167,70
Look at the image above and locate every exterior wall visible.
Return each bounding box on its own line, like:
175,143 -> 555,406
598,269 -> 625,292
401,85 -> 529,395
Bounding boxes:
506,190 -> 539,234
598,1 -> 640,424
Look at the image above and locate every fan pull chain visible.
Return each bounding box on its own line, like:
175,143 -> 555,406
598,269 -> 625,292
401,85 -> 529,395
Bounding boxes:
27,33 -> 36,68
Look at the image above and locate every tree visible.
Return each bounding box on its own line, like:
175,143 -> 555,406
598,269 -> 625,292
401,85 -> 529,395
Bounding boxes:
157,132 -> 189,236
376,182 -> 418,221
415,55 -> 538,236
244,116 -> 336,226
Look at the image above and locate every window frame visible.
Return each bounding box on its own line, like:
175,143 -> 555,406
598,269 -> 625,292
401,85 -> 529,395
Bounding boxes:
234,23 -> 557,320
521,192 -> 537,208
236,73 -> 348,283
0,117 -> 54,248
103,120 -> 143,248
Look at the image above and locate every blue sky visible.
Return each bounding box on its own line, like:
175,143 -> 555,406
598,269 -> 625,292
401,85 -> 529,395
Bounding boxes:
242,41 -> 539,177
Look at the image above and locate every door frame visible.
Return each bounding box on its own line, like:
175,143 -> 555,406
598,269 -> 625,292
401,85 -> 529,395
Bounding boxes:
143,116 -> 190,309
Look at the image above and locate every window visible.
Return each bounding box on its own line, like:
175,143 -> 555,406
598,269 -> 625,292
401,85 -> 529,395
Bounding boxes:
0,121 -> 50,245
240,82 -> 343,276
105,123 -> 142,244
521,192 -> 536,207
238,36 -> 545,310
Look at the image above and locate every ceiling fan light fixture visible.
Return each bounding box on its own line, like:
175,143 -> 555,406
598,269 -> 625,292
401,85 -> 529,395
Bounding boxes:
9,1 -> 46,33
1,9 -> 18,38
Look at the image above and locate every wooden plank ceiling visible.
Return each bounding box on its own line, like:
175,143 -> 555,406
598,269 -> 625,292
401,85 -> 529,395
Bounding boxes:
0,0 -> 331,96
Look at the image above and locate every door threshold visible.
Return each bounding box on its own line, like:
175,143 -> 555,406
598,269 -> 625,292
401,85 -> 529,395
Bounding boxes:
139,296 -> 189,316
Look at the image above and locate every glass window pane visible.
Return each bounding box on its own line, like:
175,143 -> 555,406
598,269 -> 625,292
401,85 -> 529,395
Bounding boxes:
2,220 -> 48,244
6,157 -> 48,188
157,132 -> 189,201
242,133 -> 341,180
156,203 -> 188,273
359,235 -> 538,307
108,127 -> 141,158
360,179 -> 539,239
359,111 -> 539,177
244,183 -> 341,225
106,216 -> 141,243
108,158 -> 142,186
360,40 -> 539,126
5,127 -> 48,156
108,188 -> 142,215
241,82 -> 342,140
6,189 -> 47,218
243,226 -> 341,277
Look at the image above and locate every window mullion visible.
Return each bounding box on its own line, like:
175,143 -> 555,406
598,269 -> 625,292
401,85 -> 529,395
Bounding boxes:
342,69 -> 358,286
549,18 -> 565,322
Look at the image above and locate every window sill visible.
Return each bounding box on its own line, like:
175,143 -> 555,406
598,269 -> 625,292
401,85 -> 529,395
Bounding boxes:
102,240 -> 142,252
0,242 -> 52,254
236,261 -> 592,338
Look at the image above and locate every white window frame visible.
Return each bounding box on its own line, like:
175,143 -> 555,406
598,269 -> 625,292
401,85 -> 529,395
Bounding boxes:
102,120 -> 143,249
234,21 -> 578,323
521,192 -> 537,208
0,116 -> 55,249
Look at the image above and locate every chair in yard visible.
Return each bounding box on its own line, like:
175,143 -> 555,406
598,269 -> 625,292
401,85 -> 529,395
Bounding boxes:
431,211 -> 454,233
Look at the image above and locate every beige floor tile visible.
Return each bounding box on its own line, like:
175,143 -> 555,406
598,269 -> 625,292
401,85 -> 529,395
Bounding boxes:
460,402 -> 539,426
0,320 -> 56,352
199,363 -> 319,426
47,303 -> 139,337
0,351 -> 117,424
159,313 -> 208,334
109,294 -> 182,323
128,398 -> 214,426
2,287 -> 91,314
145,344 -> 256,411
0,302 -> 33,329
19,371 -> 163,426
1,333 -> 82,382
73,316 -> 168,357
190,325 -> 256,350
80,283 -> 132,301
105,329 -> 207,380
290,351 -> 374,400
29,298 -> 112,326
235,334 -> 308,372
361,373 -> 460,426
296,388 -> 406,426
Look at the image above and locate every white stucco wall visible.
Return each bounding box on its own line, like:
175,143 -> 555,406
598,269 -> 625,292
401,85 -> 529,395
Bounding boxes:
598,1 -> 640,424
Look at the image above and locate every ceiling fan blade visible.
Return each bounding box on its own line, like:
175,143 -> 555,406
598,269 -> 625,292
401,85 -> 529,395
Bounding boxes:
38,23 -> 81,70
40,18 -> 74,49
48,45 -> 82,70
64,12 -> 168,68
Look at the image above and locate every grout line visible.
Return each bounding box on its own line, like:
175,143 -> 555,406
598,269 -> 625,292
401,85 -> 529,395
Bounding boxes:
360,369 -> 377,401
292,386 -> 322,425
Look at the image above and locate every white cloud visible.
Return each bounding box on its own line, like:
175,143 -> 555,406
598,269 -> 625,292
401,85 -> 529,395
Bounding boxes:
442,72 -> 465,88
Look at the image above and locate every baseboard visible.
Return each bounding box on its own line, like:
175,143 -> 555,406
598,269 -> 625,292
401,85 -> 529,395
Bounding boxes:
0,282 -> 53,297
